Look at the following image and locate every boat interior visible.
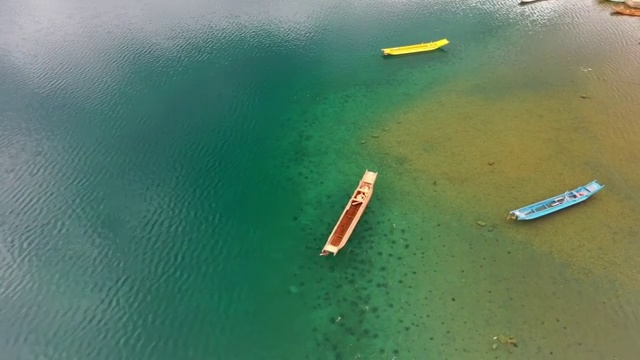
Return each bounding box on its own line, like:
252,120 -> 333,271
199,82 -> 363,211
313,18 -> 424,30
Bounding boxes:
329,202 -> 361,246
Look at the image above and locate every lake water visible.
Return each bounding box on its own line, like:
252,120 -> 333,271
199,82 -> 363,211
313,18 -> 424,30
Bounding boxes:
1,0 -> 639,359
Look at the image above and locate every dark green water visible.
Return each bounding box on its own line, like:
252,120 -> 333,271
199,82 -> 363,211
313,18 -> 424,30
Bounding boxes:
2,0 -> 640,359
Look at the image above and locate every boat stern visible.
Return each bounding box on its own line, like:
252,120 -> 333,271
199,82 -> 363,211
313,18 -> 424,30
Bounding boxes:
508,208 -> 536,220
320,244 -> 339,256
507,210 -> 522,220
436,39 -> 450,48
362,170 -> 378,184
585,180 -> 605,194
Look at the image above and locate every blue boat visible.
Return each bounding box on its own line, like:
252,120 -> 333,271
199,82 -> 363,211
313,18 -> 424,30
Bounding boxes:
508,180 -> 604,220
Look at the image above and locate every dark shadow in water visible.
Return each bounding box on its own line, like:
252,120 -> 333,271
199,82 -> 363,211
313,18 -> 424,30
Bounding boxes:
518,0 -> 550,6
381,48 -> 449,61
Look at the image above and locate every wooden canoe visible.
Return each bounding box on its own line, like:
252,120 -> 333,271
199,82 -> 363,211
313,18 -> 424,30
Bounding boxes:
625,0 -> 640,8
320,170 -> 378,256
508,180 -> 604,221
381,39 -> 449,56
614,5 -> 640,15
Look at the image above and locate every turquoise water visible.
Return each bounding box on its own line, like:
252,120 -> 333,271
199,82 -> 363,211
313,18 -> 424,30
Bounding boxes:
1,0 -> 640,359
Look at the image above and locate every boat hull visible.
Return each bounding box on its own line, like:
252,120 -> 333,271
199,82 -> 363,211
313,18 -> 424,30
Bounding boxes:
625,0 -> 640,8
614,5 -> 640,15
321,170 -> 378,256
381,39 -> 449,56
508,180 -> 604,221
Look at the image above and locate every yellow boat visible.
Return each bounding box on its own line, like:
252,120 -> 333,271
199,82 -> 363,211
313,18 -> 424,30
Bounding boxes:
381,38 -> 450,56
